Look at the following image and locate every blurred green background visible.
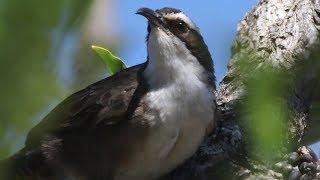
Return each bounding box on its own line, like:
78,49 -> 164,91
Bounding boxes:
0,0 -> 111,158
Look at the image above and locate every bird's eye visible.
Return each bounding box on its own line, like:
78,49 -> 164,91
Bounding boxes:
173,20 -> 188,33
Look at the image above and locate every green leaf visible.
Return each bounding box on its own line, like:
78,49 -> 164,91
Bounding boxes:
91,45 -> 126,75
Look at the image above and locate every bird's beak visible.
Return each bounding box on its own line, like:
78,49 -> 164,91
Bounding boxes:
136,8 -> 165,28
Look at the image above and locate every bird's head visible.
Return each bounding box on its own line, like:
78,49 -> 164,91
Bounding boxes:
137,7 -> 215,87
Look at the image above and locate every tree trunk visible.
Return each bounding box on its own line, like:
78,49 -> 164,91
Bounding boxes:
166,0 -> 320,179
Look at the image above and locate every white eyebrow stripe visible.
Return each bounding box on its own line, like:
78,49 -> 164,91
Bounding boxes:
165,12 -> 199,32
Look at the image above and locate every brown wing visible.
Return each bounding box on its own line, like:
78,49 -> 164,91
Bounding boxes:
25,64 -> 145,148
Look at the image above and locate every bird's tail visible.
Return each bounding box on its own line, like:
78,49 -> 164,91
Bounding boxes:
0,158 -> 11,180
0,148 -> 53,180
0,151 -> 20,179
0,148 -> 33,180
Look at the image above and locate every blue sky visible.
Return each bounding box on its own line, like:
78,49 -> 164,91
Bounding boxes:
116,0 -> 258,83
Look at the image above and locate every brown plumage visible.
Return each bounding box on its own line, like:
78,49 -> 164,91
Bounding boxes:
1,64 -> 149,179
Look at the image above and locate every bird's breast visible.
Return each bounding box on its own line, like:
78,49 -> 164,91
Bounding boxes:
115,78 -> 215,180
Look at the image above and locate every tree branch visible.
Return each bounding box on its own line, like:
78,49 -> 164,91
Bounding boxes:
166,0 -> 320,179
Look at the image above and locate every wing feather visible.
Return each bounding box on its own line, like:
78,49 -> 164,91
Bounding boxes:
25,64 -> 144,148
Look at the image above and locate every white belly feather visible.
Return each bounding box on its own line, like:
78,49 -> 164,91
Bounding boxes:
115,76 -> 215,180
142,68 -> 215,179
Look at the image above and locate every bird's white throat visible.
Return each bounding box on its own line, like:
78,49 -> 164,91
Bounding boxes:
145,27 -> 206,88
144,27 -> 214,131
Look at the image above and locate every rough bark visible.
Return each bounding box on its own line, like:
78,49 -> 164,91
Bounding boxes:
166,0 -> 320,179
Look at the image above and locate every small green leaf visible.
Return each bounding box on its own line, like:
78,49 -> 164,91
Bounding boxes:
91,45 -> 126,75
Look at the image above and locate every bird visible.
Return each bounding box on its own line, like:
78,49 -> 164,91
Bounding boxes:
0,7 -> 216,180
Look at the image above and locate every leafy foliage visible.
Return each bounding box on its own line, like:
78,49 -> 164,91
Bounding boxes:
235,52 -> 292,163
92,45 -> 126,75
0,0 -> 93,159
